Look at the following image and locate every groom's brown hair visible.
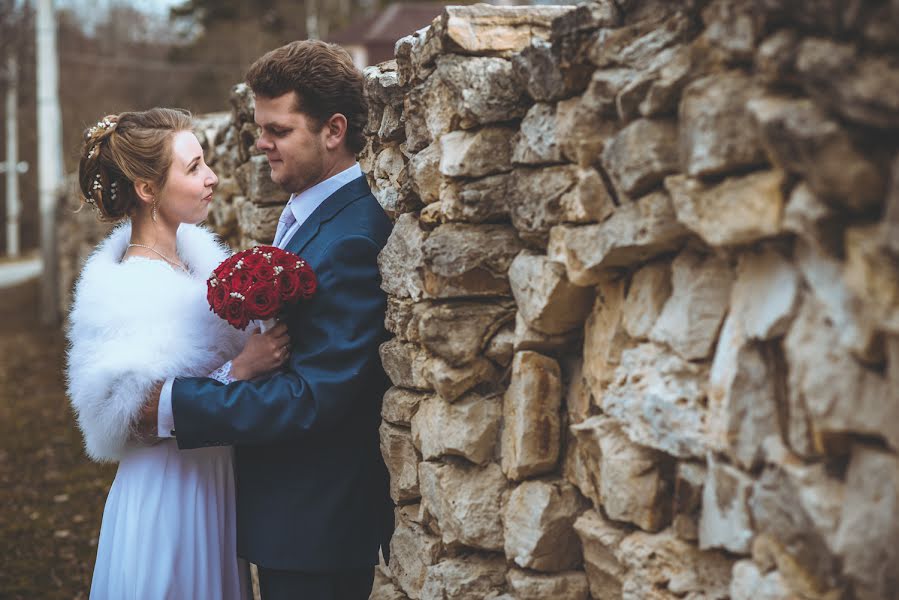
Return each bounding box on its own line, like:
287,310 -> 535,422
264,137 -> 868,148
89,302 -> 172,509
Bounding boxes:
246,40 -> 368,154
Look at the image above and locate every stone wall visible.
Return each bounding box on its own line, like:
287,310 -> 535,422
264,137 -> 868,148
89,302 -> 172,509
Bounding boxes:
365,2 -> 899,599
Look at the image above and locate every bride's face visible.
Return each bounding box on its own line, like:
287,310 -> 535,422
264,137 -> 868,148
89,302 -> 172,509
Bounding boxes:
157,131 -> 218,225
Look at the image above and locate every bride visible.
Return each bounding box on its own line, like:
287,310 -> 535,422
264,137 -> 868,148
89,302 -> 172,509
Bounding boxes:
66,108 -> 289,599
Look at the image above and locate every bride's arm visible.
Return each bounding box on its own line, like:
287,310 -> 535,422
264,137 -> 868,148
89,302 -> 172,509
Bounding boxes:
134,324 -> 291,442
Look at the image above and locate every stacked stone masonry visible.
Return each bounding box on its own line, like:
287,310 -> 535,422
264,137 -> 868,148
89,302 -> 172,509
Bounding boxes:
55,1 -> 899,598
363,2 -> 899,599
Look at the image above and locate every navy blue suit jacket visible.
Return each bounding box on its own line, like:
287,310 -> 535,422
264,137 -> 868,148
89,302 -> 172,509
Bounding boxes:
171,175 -> 394,571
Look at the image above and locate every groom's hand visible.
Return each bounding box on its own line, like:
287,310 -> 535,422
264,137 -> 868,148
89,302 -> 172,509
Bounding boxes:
134,382 -> 163,445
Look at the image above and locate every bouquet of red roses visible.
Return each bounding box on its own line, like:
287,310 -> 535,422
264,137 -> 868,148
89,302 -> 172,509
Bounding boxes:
206,245 -> 317,330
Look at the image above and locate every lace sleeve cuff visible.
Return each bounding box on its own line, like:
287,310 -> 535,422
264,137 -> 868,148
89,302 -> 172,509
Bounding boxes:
207,360 -> 236,385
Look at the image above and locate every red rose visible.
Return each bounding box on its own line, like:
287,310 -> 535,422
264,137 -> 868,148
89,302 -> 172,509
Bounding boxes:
229,268 -> 253,293
209,280 -> 230,314
272,252 -> 297,269
276,270 -> 301,300
254,261 -> 276,281
246,282 -> 280,318
216,254 -> 238,276
240,251 -> 264,270
298,267 -> 317,297
224,295 -> 249,330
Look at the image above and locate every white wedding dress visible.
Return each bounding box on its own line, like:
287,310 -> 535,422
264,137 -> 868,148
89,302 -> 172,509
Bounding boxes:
90,441 -> 248,600
67,224 -> 251,600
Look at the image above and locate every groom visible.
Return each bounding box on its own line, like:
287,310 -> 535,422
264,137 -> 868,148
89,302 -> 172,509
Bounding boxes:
140,40 -> 394,599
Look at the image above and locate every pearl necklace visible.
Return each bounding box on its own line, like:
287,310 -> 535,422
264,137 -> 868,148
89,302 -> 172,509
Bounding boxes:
127,243 -> 189,273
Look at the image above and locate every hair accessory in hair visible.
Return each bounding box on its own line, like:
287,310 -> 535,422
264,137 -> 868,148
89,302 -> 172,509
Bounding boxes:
87,145 -> 98,159
86,117 -> 116,139
110,181 -> 118,201
85,173 -> 102,205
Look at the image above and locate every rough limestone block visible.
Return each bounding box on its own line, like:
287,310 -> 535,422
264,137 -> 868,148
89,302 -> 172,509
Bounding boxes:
409,143 -> 442,205
588,11 -> 693,71
234,195 -> 282,243
748,95 -> 884,213
385,297 -> 421,343
379,422 -> 422,504
650,249 -> 735,361
236,154 -> 289,206
508,251 -> 595,335
415,300 -> 515,366
784,295 -> 893,455
512,102 -> 564,165
602,343 -> 709,459
559,168 -> 616,225
699,456 -> 755,554
382,386 -> 427,427
390,508 -> 443,600
665,171 -> 786,247
422,54 -> 526,138
730,247 -> 799,340
424,355 -> 498,402
548,191 -> 687,286
418,461 -> 506,551
795,240 -> 882,364
570,415 -> 673,532
379,214 -> 428,301
439,126 -> 515,178
506,569 -> 590,600
434,4 -> 572,56
582,276 -> 629,403
602,118 -> 679,198
833,444 -> 899,600
672,461 -> 706,542
886,155 -> 899,257
701,0 -> 767,62
512,38 -> 581,103
501,351 -> 562,480
796,37 -> 899,130
749,467 -> 844,599
512,312 -> 582,355
503,479 -> 588,572
369,564 -> 409,600
707,314 -> 781,470
439,173 -> 511,224
730,560 -> 793,600
510,166 -> 579,245
411,393 -> 501,465
678,71 -> 767,178
420,224 -> 523,299
622,260 -> 671,340
572,510 -> 630,599
844,224 -> 899,335
420,555 -> 508,600
484,323 -> 515,368
380,338 -> 432,391
555,92 -> 618,168
562,358 -> 590,427
616,530 -> 735,600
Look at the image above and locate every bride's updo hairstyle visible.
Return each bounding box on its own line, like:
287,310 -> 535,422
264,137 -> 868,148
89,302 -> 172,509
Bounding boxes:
78,108 -> 193,221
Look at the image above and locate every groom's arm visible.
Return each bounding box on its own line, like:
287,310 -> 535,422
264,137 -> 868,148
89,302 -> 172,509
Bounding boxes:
169,234 -> 388,448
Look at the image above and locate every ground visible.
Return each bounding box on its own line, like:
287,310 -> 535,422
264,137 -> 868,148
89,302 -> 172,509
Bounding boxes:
0,277 -> 115,599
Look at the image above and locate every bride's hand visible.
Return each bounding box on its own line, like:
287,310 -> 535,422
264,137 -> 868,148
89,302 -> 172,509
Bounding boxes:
230,323 -> 290,380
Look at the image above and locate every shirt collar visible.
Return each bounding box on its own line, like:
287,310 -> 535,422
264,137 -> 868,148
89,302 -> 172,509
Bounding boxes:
286,163 -> 362,226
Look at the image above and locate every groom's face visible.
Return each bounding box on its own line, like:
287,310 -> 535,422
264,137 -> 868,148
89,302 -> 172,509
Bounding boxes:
254,91 -> 326,195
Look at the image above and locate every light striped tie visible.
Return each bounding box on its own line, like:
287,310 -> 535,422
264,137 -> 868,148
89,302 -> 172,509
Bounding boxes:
273,202 -> 296,248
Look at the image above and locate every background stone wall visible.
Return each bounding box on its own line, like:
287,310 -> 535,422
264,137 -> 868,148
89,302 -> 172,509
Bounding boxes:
364,2 -> 899,599
56,2 -> 899,598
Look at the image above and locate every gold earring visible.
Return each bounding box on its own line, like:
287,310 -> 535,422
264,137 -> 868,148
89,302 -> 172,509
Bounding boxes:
152,198 -> 159,222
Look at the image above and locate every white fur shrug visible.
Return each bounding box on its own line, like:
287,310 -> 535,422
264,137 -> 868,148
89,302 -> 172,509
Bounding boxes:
66,222 -> 248,462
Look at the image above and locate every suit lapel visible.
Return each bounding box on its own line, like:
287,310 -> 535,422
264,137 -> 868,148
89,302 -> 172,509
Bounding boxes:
283,176 -> 372,256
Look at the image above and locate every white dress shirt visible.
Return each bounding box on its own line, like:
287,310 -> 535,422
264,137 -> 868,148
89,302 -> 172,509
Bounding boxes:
157,163 -> 363,438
